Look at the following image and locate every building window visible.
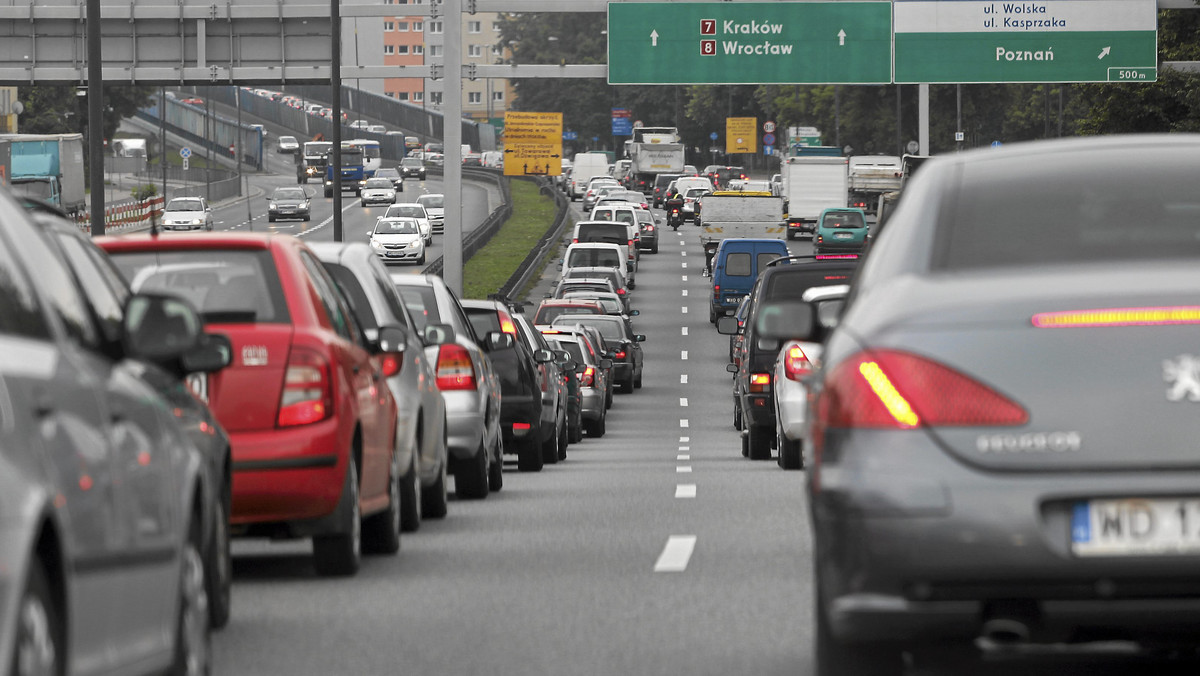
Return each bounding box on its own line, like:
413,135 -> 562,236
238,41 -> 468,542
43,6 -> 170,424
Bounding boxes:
384,21 -> 394,31
397,45 -> 409,54
493,91 -> 504,102
386,91 -> 396,98
429,45 -> 442,57
413,45 -> 424,55
468,92 -> 482,105
412,21 -> 422,32
384,45 -> 395,55
428,21 -> 443,34
397,22 -> 407,31
430,92 -> 443,104
467,21 -> 481,33
493,21 -> 502,32
492,44 -> 502,57
398,92 -> 409,101
468,44 -> 482,58
413,92 -> 424,102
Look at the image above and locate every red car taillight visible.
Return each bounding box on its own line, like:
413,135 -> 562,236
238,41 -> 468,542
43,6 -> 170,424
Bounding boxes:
498,308 -> 517,336
615,350 -> 627,360
436,343 -> 477,391
749,372 -> 771,393
278,350 -> 333,427
713,284 -> 720,298
513,422 -> 532,431
579,366 -> 595,387
818,349 -> 1028,431
782,345 -> 813,381
378,353 -> 403,378
616,288 -> 626,296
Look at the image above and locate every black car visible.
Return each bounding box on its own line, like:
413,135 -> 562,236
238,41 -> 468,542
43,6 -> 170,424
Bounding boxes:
374,166 -> 405,191
717,254 -> 858,460
652,173 -> 681,208
400,157 -> 427,179
267,186 -> 312,222
549,314 -> 644,394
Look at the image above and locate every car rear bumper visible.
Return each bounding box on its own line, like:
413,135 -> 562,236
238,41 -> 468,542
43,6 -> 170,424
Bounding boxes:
228,419 -> 346,526
444,390 -> 486,458
580,388 -> 604,420
815,240 -> 866,253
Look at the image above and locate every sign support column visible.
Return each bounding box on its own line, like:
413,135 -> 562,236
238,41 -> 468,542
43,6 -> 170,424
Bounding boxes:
444,0 -> 464,296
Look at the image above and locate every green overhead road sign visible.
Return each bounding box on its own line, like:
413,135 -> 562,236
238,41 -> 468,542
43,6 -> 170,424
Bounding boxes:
607,2 -> 892,85
894,0 -> 1157,84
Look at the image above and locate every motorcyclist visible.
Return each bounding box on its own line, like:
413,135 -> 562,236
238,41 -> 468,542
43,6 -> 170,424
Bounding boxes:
663,188 -> 685,229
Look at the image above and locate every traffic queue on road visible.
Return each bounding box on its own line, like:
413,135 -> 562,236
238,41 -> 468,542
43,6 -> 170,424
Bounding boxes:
0,156 -> 657,674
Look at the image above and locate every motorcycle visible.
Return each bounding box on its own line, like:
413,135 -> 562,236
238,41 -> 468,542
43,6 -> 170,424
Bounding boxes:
667,207 -> 683,230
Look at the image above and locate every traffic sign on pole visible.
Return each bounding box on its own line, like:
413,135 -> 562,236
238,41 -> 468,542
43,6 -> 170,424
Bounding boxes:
608,2 -> 892,85
503,111 -> 563,177
894,0 -> 1157,83
180,146 -> 192,159
763,121 -> 776,133
726,117 -> 757,154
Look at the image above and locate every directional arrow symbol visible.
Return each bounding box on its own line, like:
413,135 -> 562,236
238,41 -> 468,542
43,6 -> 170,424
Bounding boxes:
651,30 -> 659,47
838,29 -> 846,46
1098,46 -> 1111,59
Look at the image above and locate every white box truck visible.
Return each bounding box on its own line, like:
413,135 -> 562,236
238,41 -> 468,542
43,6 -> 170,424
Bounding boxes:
780,151 -> 848,240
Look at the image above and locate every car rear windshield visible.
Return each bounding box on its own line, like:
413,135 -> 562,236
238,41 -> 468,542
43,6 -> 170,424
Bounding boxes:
386,205 -> 425,219
395,284 -> 441,329
549,337 -> 585,364
764,266 -> 857,299
109,249 -> 290,324
464,307 -> 500,339
577,224 -> 628,244
418,195 -> 445,209
725,252 -> 752,277
536,306 -> 598,325
556,317 -> 623,341
822,211 -> 865,229
936,148 -> 1200,270
568,249 -> 622,269
592,209 -> 636,224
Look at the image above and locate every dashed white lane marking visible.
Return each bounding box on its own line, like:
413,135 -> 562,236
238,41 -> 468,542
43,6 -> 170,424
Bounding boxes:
682,263 -> 688,270
682,289 -> 688,297
677,454 -> 690,460
680,436 -> 690,443
678,446 -> 690,452
682,306 -> 689,314
682,275 -> 688,282
680,419 -> 689,428
681,351 -> 688,360
681,327 -> 688,336
680,397 -> 688,407
675,484 -> 697,499
654,536 -> 697,573
676,466 -> 692,473
680,374 -> 688,384
681,251 -> 687,256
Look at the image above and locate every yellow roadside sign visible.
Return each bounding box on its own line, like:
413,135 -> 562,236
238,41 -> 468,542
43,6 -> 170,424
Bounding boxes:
504,111 -> 563,176
726,117 -> 757,154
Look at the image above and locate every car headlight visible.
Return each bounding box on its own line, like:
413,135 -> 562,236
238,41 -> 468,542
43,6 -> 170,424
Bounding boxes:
191,218 -> 203,225
370,239 -> 384,250
269,202 -> 277,209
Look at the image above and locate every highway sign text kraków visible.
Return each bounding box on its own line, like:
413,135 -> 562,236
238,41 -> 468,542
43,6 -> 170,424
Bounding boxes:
607,2 -> 891,85
894,0 -> 1157,83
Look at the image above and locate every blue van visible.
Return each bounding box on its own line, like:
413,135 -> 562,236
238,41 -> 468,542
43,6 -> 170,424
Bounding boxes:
708,238 -> 790,323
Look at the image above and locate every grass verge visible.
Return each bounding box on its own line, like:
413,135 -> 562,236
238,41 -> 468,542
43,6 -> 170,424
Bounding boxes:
463,178 -> 560,300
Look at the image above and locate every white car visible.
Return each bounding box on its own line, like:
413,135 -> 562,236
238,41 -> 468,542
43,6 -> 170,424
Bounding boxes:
161,196 -> 213,231
349,120 -> 371,130
277,135 -> 299,153
360,177 -> 398,206
381,203 -> 432,245
369,217 -> 426,265
770,284 -> 848,469
416,193 -> 445,234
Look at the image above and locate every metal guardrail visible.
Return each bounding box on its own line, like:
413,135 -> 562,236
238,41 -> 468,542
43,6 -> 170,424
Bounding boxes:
421,165 -> 511,276
495,178 -> 569,301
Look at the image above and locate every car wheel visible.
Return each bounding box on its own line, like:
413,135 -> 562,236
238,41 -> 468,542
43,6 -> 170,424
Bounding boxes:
362,447 -> 402,553
455,443 -> 489,500
516,435 -> 543,472
204,486 -> 232,629
421,455 -> 449,520
168,518 -> 212,676
651,244 -> 659,254
13,562 -> 63,676
786,229 -> 795,241
709,307 -> 717,324
312,458 -> 362,576
417,251 -> 426,265
621,374 -> 635,394
360,201 -> 366,207
778,431 -> 803,470
488,438 -> 504,492
399,448 -> 421,533
747,424 -> 772,460
569,415 -> 584,444
741,431 -> 750,458
733,402 -> 743,431
268,215 -> 276,223
605,385 -> 613,410
634,372 -> 643,389
303,214 -> 311,222
590,410 -> 607,438
542,418 -> 562,465
324,189 -> 332,198
557,418 -> 568,461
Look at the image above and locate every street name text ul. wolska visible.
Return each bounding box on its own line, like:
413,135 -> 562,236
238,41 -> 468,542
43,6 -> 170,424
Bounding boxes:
981,3 -> 1066,30
720,20 -> 794,56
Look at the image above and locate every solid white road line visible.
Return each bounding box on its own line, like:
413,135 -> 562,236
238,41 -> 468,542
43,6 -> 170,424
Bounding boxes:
675,484 -> 697,499
655,536 -> 698,573
680,397 -> 688,407
676,466 -> 692,473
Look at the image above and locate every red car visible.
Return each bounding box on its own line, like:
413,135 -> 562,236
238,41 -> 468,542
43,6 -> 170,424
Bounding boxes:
99,233 -> 403,577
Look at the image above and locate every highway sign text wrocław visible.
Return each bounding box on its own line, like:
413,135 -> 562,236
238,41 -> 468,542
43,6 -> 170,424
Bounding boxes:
504,112 -> 562,177
894,0 -> 1157,83
608,2 -> 891,85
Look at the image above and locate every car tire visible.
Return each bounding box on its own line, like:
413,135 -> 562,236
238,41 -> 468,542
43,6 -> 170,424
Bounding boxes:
13,562 -> 63,676
622,374 -> 635,394
417,251 -> 426,265
360,201 -> 366,207
324,188 -> 332,198
741,431 -> 750,458
569,416 -> 584,444
634,372 -> 643,389
204,486 -> 232,629
709,307 -> 717,325
778,432 -> 803,470
541,423 -> 560,465
421,456 -> 449,520
557,419 -> 569,461
268,215 -> 276,223
786,229 -> 795,241
488,438 -> 504,492
363,450 -> 403,553
168,518 -> 212,676
398,449 -> 421,533
455,443 -> 489,500
651,244 -> 659,254
312,458 -> 362,576
733,402 -> 743,431
747,424 -> 772,460
516,436 -> 544,472
588,410 -> 607,438
303,214 -> 311,222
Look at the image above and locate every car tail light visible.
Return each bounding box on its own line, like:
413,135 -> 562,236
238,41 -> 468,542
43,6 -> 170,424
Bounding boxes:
818,349 -> 1028,430
646,225 -> 655,231
783,345 -> 813,381
580,366 -> 595,387
378,353 -> 403,378
498,308 -> 517,336
278,350 -> 333,427
436,343 -> 477,391
513,422 -> 531,431
749,372 -> 771,393
572,238 -> 579,243
816,235 -> 824,244
615,350 -> 627,360
713,284 -> 720,298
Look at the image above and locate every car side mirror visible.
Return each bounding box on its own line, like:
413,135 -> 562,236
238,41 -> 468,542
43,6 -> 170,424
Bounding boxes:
181,332 -> 233,374
422,323 -> 455,346
534,349 -> 555,364
599,358 -> 613,370
485,331 -> 515,352
123,293 -> 205,364
756,300 -> 816,341
634,334 -> 646,342
726,363 -> 738,374
628,309 -> 640,316
716,316 -> 740,335
375,325 -> 408,354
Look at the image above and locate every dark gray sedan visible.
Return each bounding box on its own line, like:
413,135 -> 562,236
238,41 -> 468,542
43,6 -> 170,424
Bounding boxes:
804,134 -> 1200,674
267,186 -> 312,222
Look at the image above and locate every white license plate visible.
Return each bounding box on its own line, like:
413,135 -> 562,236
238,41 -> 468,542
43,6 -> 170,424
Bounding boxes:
834,232 -> 854,239
185,373 -> 208,403
1071,498 -> 1200,556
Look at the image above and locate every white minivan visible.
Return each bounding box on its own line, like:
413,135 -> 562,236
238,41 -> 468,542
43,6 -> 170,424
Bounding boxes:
569,152 -> 612,201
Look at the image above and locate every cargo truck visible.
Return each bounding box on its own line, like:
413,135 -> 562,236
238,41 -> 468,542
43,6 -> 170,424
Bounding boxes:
324,143 -> 367,197
780,149 -> 848,240
625,126 -> 684,194
1,133 -> 86,215
847,155 -> 902,215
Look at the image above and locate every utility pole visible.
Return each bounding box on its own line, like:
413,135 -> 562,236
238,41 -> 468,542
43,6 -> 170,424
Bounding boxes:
332,0 -> 343,241
86,0 -> 104,236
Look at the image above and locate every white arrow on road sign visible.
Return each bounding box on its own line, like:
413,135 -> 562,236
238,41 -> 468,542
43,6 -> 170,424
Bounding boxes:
1098,46 -> 1111,59
838,29 -> 846,46
650,30 -> 659,47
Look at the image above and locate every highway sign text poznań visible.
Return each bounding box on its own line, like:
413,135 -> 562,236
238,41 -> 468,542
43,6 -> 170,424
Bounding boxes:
894,0 -> 1157,83
608,2 -> 891,85
504,111 -> 563,177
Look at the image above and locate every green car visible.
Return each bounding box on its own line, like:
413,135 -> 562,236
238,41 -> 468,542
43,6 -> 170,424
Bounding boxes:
813,207 -> 868,254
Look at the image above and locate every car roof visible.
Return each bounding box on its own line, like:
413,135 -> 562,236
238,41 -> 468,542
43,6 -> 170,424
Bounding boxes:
96,231 -> 283,253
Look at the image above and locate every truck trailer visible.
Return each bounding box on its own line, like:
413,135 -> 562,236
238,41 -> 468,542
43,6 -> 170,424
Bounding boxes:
0,133 -> 86,215
780,150 -> 848,240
